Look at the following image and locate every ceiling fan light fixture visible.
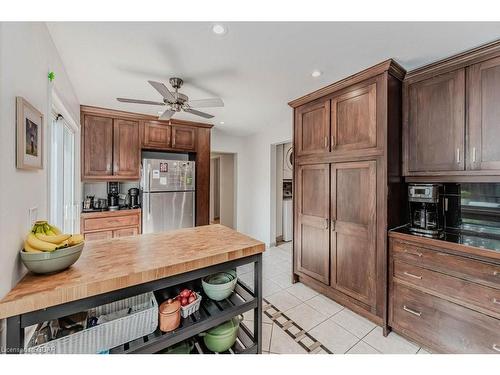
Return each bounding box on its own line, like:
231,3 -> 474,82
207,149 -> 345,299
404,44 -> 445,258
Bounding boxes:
212,23 -> 227,35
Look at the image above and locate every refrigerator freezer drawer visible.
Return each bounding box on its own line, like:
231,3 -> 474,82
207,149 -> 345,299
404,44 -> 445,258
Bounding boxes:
142,191 -> 195,234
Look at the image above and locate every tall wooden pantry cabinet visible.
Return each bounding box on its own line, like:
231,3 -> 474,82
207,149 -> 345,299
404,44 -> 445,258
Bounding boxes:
289,60 -> 406,331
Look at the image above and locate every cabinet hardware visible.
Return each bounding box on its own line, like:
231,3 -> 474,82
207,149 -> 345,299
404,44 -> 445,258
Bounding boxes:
324,137 -> 328,149
404,249 -> 423,257
330,219 -> 336,231
493,298 -> 500,305
456,148 -> 461,164
472,147 -> 477,163
403,305 -> 422,317
331,135 -> 335,148
494,271 -> 499,277
325,218 -> 329,229
493,344 -> 500,353
403,271 -> 422,280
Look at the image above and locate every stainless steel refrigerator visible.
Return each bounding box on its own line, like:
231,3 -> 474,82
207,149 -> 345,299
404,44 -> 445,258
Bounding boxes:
141,158 -> 196,233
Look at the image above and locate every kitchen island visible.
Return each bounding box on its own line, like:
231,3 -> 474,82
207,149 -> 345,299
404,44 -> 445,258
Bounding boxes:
0,224 -> 265,354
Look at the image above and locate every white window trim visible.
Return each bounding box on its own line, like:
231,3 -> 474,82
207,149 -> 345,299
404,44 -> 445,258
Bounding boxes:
48,90 -> 81,233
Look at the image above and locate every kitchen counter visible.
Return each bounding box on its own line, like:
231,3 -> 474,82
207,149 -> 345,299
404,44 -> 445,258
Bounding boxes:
0,224 -> 265,320
389,225 -> 500,261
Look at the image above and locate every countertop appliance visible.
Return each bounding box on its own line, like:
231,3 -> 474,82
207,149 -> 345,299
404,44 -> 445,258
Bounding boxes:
141,158 -> 195,233
128,188 -> 140,209
408,183 -> 444,237
107,182 -> 120,211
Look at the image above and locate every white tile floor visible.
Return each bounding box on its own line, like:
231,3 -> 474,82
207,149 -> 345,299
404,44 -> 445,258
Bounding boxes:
237,242 -> 428,354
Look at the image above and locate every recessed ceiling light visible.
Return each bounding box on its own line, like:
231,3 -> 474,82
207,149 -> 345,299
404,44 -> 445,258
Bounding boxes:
311,70 -> 322,78
219,121 -> 225,125
212,24 -> 227,35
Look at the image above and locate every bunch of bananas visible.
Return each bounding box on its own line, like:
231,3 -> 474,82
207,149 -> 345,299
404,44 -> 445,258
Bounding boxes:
24,220 -> 84,253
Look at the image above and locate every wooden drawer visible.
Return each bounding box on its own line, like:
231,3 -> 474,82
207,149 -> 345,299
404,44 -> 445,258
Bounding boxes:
84,230 -> 113,241
394,261 -> 500,318
391,283 -> 500,353
392,239 -> 500,289
83,213 -> 140,232
113,227 -> 139,238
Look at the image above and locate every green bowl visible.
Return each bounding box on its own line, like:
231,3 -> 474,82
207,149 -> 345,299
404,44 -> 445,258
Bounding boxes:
202,270 -> 238,301
20,242 -> 84,274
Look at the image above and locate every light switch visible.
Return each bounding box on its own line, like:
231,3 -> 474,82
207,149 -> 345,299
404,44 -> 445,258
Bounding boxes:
28,206 -> 38,230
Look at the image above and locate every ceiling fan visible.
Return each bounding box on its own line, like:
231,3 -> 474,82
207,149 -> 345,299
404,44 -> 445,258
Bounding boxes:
117,77 -> 224,120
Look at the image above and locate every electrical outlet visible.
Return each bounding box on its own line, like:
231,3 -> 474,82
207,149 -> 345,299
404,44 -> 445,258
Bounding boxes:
28,206 -> 38,230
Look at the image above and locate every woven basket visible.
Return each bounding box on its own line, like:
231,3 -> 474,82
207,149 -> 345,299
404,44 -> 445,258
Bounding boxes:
27,292 -> 158,354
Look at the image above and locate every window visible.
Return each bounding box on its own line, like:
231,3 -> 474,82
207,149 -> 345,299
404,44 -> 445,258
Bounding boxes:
49,112 -> 77,233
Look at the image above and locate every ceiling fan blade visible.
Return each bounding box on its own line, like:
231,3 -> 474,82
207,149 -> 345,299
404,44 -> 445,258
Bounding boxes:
186,98 -> 224,108
184,108 -> 214,119
148,80 -> 176,102
117,98 -> 165,106
159,109 -> 175,120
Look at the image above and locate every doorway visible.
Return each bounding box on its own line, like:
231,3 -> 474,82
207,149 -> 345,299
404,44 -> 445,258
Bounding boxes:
210,152 -> 236,228
272,141 -> 293,245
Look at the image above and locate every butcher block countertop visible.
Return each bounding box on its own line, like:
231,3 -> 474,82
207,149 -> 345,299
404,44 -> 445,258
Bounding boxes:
0,224 -> 265,319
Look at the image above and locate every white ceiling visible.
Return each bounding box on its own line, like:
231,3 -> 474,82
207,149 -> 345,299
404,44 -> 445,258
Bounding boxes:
47,22 -> 500,136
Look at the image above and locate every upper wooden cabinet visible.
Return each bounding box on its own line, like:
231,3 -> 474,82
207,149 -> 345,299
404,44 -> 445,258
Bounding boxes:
143,120 -> 171,150
82,114 -> 140,180
83,115 -> 114,178
294,99 -> 330,157
295,163 -> 330,284
403,40 -> 500,179
113,119 -> 141,179
331,82 -> 377,155
406,69 -> 466,173
171,124 -> 196,151
468,55 -> 500,171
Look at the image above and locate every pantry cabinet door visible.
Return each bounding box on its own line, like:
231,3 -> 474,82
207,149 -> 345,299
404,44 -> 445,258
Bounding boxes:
331,82 -> 377,155
468,56 -> 500,171
295,164 -> 330,284
83,115 -> 114,178
113,119 -> 141,179
295,99 -> 330,157
406,69 -> 465,173
331,161 -> 376,307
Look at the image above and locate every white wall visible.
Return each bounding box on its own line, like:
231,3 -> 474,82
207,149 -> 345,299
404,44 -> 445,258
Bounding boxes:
211,117 -> 292,247
0,23 -> 80,303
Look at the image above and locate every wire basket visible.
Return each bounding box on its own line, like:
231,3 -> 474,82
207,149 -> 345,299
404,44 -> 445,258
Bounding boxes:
180,293 -> 202,318
26,292 -> 158,354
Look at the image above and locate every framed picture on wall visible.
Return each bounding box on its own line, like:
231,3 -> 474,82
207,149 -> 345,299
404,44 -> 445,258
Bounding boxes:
16,96 -> 44,170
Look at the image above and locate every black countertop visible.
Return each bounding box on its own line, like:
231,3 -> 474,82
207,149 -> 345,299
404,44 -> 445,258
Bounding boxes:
390,225 -> 500,253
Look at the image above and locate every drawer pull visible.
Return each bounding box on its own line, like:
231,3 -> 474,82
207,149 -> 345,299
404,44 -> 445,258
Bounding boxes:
493,344 -> 500,353
404,249 -> 423,257
403,271 -> 422,280
494,271 -> 499,277
493,298 -> 500,305
403,305 -> 422,317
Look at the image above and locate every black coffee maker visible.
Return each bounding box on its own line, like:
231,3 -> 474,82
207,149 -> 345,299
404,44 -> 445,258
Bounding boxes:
107,182 -> 120,211
408,184 -> 445,237
128,188 -> 140,209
